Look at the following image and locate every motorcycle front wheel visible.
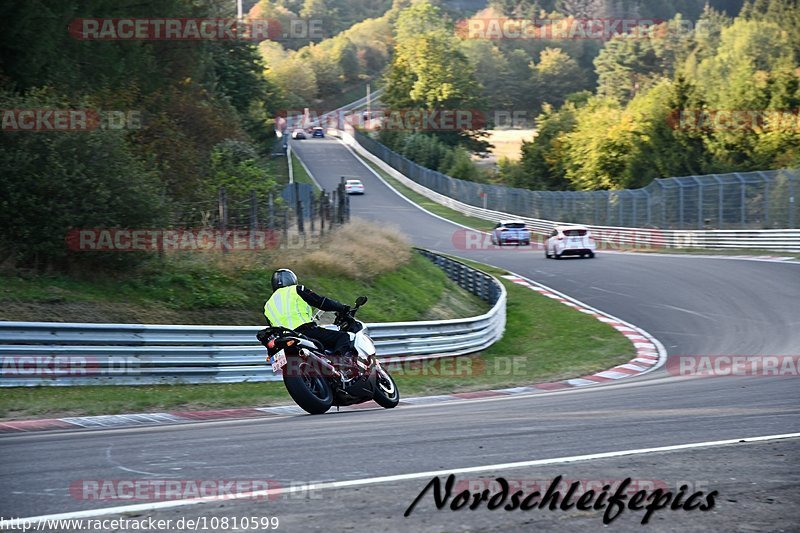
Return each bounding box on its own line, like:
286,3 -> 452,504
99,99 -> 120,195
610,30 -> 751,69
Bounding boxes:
373,368 -> 400,409
283,358 -> 333,414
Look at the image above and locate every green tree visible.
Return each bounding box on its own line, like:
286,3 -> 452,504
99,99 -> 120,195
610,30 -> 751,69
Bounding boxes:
383,0 -> 486,150
513,101 -> 579,190
331,39 -> 361,83
385,1 -> 482,109
531,47 -> 588,111
559,97 -> 639,189
300,44 -> 344,96
260,41 -> 318,107
694,17 -> 799,168
461,40 -> 513,109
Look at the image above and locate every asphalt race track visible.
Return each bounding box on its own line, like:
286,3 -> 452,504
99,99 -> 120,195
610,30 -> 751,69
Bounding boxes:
1,137 -> 798,532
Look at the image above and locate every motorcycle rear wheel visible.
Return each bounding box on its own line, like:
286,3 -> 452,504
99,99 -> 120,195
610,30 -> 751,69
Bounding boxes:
283,358 -> 333,414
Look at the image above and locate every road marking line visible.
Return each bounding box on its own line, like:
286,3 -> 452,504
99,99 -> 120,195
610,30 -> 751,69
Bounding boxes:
8,432 -> 799,526
499,273 -> 668,382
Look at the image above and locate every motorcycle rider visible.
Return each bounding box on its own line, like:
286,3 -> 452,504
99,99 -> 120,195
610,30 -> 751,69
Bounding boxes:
264,269 -> 353,356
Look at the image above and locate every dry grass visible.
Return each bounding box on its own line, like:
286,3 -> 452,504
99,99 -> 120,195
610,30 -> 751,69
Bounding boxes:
285,218 -> 412,281
485,128 -> 537,161
144,218 -> 412,282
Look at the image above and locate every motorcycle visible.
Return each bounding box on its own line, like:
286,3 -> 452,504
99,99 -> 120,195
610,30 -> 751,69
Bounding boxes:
256,296 -> 400,414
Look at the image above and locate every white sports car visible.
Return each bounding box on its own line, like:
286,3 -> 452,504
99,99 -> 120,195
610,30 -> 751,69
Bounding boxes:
545,225 -> 596,259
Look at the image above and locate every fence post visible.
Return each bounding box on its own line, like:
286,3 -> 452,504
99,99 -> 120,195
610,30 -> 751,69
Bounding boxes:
250,189 -> 258,251
319,191 -> 326,236
310,194 -> 315,233
759,172 -> 770,228
295,182 -> 305,234
250,190 -> 258,228
331,189 -> 338,226
741,178 -> 747,227
790,172 -> 796,228
218,187 -> 228,253
338,178 -> 346,224
268,192 -> 274,229
287,144 -> 294,184
697,179 -> 703,229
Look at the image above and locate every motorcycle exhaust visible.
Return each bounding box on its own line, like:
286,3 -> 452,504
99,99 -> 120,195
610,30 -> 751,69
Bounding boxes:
298,348 -> 342,380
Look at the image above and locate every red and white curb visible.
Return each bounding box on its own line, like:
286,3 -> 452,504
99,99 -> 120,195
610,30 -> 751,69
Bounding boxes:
0,274 -> 667,433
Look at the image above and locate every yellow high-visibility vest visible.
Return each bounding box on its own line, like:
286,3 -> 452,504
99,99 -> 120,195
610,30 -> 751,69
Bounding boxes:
264,286 -> 314,330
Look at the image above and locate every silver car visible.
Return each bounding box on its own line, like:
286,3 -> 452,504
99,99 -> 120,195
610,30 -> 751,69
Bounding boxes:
491,220 -> 531,246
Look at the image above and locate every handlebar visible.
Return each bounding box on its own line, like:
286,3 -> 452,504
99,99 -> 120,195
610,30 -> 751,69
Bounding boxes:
334,296 -> 368,329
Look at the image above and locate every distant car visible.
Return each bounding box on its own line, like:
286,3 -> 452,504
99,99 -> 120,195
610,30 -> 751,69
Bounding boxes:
491,220 -> 531,246
312,127 -> 325,138
545,225 -> 596,259
344,179 -> 365,195
291,129 -> 306,140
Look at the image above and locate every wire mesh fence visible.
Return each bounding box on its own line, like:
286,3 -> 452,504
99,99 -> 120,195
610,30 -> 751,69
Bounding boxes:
354,131 -> 799,230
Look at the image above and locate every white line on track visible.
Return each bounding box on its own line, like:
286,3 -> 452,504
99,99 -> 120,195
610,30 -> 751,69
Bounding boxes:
7,432 -> 800,526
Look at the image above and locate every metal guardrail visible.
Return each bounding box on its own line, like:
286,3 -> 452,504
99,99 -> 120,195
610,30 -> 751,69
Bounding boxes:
343,130 -> 800,252
0,250 -> 505,386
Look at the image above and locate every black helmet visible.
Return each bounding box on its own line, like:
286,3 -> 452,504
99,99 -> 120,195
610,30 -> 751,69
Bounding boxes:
271,269 -> 298,291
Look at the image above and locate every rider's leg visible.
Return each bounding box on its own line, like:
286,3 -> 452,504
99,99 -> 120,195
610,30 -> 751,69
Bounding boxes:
298,325 -> 350,354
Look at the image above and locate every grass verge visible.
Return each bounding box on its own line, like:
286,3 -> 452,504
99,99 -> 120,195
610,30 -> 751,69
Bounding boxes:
290,150 -> 319,189
358,156 -> 497,231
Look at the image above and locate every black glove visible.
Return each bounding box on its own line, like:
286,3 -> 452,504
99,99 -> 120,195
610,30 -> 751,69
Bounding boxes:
341,305 -> 351,315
